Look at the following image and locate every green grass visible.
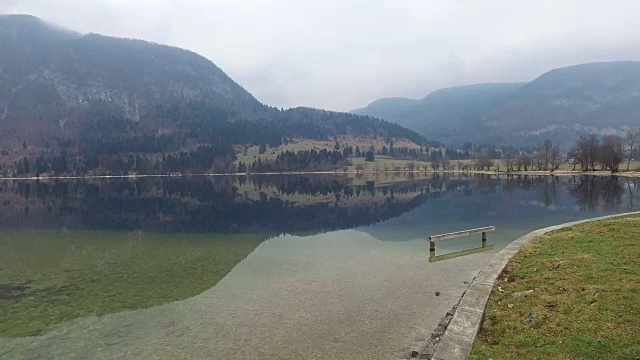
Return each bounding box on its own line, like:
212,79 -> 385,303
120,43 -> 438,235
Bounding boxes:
235,136 -> 423,165
470,215 -> 640,360
236,139 -> 640,174
0,229 -> 265,337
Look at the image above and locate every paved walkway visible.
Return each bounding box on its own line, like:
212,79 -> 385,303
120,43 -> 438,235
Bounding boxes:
432,211 -> 640,360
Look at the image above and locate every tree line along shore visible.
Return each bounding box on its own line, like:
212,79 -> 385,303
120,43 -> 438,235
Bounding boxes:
2,130 -> 639,178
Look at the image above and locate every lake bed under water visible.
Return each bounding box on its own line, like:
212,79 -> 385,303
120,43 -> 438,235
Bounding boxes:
1,174 -> 637,359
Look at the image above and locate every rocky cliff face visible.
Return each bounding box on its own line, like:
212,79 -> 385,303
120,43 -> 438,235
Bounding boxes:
0,15 -> 262,147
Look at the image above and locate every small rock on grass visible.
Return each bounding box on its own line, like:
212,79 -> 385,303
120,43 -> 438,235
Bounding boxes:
522,311 -> 538,325
512,289 -> 534,298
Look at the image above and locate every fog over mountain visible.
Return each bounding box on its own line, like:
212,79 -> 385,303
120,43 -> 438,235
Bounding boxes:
355,62 -> 640,147
2,1 -> 639,111
0,15 -> 427,176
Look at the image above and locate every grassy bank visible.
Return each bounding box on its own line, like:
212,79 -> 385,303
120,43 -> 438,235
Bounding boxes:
470,215 -> 640,359
0,230 -> 265,337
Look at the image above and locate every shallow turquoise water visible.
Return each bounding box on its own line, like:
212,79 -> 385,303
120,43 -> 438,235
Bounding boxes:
1,174 -> 637,359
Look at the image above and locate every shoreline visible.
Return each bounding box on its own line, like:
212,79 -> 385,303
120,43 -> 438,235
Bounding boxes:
429,211 -> 640,360
1,169 -> 639,181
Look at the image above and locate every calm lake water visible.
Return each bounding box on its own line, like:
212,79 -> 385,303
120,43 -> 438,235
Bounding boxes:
1,174 -> 638,359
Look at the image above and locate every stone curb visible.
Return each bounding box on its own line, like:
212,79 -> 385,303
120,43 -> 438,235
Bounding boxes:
431,211 -> 640,360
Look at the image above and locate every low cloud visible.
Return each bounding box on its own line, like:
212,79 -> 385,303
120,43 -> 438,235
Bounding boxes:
2,0 -> 639,111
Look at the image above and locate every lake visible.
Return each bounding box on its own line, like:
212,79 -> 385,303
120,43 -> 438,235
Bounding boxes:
0,174 -> 638,359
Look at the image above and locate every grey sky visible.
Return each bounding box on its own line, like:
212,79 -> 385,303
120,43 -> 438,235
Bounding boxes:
2,0 -> 640,111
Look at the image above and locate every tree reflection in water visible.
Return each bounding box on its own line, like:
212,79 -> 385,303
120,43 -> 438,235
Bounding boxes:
0,174 -> 637,234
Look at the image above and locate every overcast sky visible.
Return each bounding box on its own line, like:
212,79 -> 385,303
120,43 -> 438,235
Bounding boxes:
2,0 -> 639,111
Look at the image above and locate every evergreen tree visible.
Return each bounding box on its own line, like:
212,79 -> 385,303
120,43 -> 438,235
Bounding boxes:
259,143 -> 267,155
22,157 -> 30,174
365,151 -> 375,162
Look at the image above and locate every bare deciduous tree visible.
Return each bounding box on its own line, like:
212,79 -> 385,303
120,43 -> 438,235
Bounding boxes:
567,147 -> 580,170
441,156 -> 450,170
503,150 -> 516,172
516,153 -> 531,171
535,139 -> 553,170
431,159 -> 440,171
473,151 -> 494,171
624,128 -> 639,171
600,135 -> 624,172
549,145 -> 562,171
574,134 -> 599,171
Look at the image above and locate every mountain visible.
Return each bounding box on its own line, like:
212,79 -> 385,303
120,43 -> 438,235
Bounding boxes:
483,62 -> 640,147
354,62 -> 640,148
351,97 -> 421,128
353,83 -> 523,143
0,15 -> 262,142
0,15 -> 427,176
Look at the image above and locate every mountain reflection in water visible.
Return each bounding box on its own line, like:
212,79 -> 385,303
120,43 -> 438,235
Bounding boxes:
3,174 -> 636,234
0,174 -> 638,359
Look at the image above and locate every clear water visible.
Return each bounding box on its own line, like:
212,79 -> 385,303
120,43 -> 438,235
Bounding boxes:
0,174 -> 637,359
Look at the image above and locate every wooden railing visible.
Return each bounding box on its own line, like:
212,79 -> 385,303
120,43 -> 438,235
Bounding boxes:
429,226 -> 495,262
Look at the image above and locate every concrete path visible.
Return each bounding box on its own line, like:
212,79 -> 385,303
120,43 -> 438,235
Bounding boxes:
432,211 -> 640,360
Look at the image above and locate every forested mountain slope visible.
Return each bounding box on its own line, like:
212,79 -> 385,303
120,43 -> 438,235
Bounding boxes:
0,15 -> 427,176
353,83 -> 523,144
355,62 -> 640,148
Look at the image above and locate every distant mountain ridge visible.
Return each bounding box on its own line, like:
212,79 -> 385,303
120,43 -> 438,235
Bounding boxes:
354,83 -> 524,144
0,15 -> 428,175
354,61 -> 640,147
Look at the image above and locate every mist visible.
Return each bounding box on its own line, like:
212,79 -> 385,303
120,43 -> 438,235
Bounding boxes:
2,0 -> 639,111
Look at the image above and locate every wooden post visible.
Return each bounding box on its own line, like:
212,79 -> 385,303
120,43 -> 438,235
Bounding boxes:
429,237 -> 436,259
428,226 -> 494,256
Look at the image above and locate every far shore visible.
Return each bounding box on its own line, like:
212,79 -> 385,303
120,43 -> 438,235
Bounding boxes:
1,169 -> 639,181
